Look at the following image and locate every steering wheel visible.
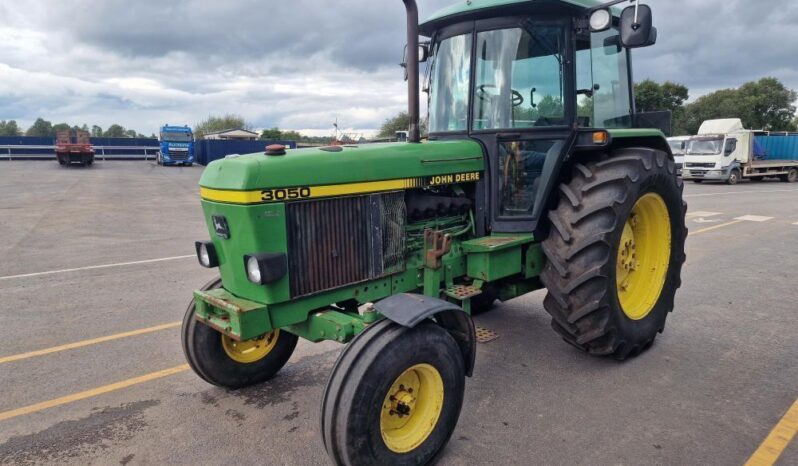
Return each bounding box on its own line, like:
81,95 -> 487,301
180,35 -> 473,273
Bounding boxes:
477,84 -> 524,108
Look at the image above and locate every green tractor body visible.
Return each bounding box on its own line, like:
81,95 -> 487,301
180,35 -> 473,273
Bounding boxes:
184,1 -> 687,464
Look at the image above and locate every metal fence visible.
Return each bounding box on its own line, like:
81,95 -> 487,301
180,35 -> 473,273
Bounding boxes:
0,145 -> 159,161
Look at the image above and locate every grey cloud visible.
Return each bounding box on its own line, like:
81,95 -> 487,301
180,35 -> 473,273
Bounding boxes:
1,0 -> 797,135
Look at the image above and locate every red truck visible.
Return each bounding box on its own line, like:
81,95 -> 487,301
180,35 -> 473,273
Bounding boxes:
56,130 -> 94,166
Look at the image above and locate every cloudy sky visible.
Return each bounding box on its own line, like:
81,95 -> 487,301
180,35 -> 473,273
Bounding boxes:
1,0 -> 797,137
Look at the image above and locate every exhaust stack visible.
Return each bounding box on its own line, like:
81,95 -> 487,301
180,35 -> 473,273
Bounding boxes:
402,0 -> 420,143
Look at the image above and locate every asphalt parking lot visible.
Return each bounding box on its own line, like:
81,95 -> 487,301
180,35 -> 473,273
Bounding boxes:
1,161 -> 796,465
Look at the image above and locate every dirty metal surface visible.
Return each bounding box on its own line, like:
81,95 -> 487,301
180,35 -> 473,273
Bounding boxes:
475,326 -> 499,343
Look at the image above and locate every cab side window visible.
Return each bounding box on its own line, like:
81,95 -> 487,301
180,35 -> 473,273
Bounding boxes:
724,138 -> 737,156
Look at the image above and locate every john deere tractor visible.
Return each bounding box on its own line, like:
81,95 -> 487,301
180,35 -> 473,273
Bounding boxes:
184,0 -> 686,463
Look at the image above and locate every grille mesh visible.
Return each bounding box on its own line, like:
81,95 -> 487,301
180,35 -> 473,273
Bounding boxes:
286,192 -> 406,298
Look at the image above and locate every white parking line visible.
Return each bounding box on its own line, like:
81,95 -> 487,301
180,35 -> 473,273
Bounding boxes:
684,188 -> 798,198
0,255 -> 195,281
686,211 -> 723,218
734,215 -> 774,222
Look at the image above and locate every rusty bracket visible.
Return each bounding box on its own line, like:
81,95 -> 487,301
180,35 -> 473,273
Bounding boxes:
424,229 -> 452,269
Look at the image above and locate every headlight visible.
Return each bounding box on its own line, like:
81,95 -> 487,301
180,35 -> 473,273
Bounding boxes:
589,9 -> 612,32
195,241 -> 218,268
243,253 -> 288,285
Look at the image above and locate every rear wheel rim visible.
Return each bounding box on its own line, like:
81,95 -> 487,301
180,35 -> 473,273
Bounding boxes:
380,363 -> 445,453
616,193 -> 672,320
221,330 -> 279,364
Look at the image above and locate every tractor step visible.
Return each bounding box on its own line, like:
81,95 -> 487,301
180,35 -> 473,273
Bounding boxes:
444,284 -> 482,300
475,326 -> 499,343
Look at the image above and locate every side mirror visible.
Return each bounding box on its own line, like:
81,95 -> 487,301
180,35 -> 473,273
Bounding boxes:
620,4 -> 656,48
401,43 -> 430,80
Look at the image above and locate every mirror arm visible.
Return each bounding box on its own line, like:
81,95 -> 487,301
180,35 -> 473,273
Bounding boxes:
588,0 -> 635,13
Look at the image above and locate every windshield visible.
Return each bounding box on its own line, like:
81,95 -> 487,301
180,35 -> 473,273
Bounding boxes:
687,138 -> 724,155
160,131 -> 193,142
428,34 -> 472,133
473,25 -> 565,130
668,140 -> 686,155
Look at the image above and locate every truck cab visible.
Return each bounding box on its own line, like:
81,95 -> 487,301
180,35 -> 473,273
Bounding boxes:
682,119 -> 750,184
667,136 -> 689,176
158,125 -> 195,166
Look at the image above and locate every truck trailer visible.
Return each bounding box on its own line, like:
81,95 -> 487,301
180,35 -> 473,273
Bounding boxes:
682,119 -> 798,184
55,130 -> 94,166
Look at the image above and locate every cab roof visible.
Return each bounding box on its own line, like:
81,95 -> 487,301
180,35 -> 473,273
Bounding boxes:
420,0 -> 611,36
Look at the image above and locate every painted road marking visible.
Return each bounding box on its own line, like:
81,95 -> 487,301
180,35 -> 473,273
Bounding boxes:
735,215 -> 775,222
0,321 -> 182,365
0,255 -> 195,281
745,398 -> 798,466
686,211 -> 723,218
690,220 -> 745,236
793,221 -> 798,226
0,365 -> 190,422
684,188 -> 798,198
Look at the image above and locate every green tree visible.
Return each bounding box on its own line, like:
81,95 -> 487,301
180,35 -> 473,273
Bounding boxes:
91,125 -> 103,137
678,77 -> 797,134
194,114 -> 251,139
737,77 -> 797,131
259,127 -> 283,139
125,129 -> 137,138
0,120 -> 22,136
377,112 -> 412,138
25,118 -> 54,137
52,123 -> 71,134
104,124 -> 127,138
634,80 -> 690,134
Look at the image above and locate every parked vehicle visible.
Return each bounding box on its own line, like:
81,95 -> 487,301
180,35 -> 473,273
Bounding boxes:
157,125 -> 195,166
55,130 -> 94,166
183,1 -> 686,464
682,119 -> 798,184
667,136 -> 689,175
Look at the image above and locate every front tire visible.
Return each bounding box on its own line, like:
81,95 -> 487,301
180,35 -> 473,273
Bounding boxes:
540,149 -> 687,360
727,168 -> 741,185
182,277 -> 298,389
321,320 -> 465,465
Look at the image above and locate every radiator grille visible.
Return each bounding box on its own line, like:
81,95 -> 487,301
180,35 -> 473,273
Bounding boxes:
286,192 -> 406,298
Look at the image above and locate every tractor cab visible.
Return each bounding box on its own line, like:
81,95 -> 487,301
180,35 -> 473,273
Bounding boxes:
418,0 -> 658,233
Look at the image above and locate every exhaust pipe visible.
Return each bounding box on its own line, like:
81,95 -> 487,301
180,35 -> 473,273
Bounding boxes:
402,0 -> 420,143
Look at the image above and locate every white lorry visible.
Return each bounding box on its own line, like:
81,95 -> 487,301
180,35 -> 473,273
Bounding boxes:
667,136 -> 689,176
682,119 -> 798,184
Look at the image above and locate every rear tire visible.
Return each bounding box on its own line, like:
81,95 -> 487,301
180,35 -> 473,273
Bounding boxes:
182,277 -> 297,389
540,149 -> 687,360
321,320 -> 465,465
780,168 -> 798,183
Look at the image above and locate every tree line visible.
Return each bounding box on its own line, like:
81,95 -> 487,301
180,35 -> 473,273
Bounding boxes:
0,117 -> 153,139
634,77 -> 797,135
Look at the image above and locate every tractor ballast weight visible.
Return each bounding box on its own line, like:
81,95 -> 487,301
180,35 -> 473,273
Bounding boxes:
183,1 -> 687,464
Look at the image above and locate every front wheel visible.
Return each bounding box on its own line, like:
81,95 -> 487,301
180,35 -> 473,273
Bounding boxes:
182,277 -> 298,389
727,168 -> 741,185
321,320 -> 465,465
541,149 -> 687,360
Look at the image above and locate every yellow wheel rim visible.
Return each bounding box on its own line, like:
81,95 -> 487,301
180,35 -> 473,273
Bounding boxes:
616,193 -> 671,320
221,330 -> 280,364
380,363 -> 445,453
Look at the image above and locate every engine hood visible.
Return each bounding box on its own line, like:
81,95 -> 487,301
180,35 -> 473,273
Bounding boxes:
199,140 -> 484,193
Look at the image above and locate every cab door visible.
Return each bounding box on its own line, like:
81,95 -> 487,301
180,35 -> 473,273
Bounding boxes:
467,17 -> 575,234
